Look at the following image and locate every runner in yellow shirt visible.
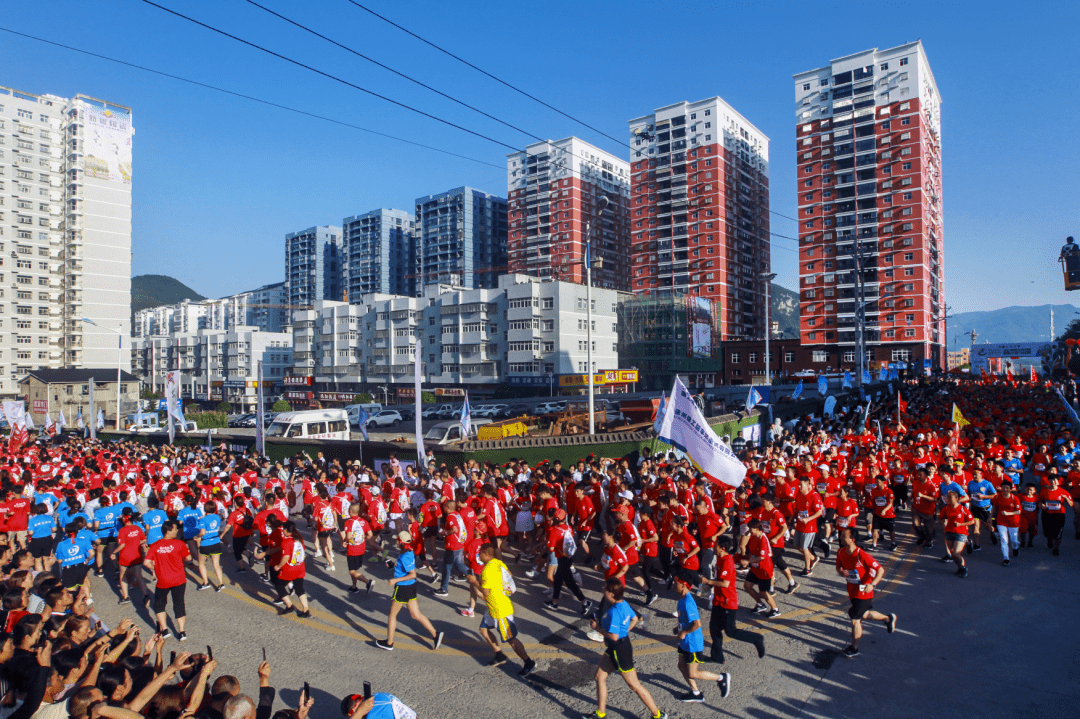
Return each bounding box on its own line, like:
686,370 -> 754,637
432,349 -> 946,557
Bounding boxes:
477,543 -> 536,676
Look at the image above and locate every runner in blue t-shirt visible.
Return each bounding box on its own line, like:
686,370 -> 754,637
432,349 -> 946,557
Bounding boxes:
196,502 -> 226,592
375,530 -> 443,652
967,471 -> 997,553
586,578 -> 666,719
673,571 -> 729,702
177,499 -> 203,544
56,524 -> 93,590
92,498 -> 121,577
26,504 -> 56,572
143,497 -> 168,545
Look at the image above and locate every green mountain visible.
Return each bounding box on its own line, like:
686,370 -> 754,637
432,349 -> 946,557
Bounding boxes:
947,304 -> 1072,346
131,275 -> 206,322
771,283 -> 800,339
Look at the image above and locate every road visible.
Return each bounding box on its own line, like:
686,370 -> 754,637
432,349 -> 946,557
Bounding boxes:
90,507 -> 1080,719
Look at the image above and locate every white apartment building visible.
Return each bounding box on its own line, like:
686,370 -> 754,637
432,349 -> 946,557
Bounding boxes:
0,85 -> 133,395
289,274 -> 624,399
134,281 -> 290,338
131,327 -> 292,411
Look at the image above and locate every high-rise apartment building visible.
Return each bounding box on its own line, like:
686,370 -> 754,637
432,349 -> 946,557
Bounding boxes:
506,138 -> 631,290
415,187 -> 506,292
286,225 -> 342,306
0,85 -> 133,395
134,281 -> 289,337
342,209 -> 415,298
628,98 -> 771,341
794,41 -> 944,371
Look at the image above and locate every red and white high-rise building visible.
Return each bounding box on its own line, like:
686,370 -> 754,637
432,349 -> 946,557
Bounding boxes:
627,98 -> 771,341
506,138 -> 630,291
794,41 -> 944,372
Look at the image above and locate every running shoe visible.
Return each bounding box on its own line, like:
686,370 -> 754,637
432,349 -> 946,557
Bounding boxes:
718,672 -> 731,698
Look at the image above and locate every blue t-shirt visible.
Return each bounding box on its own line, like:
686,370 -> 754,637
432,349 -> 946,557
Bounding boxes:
177,507 -> 202,540
34,493 -> 58,513
27,514 -> 54,539
967,480 -> 996,509
940,481 -> 967,501
95,506 -> 121,538
1002,459 -> 1024,480
198,514 -> 222,546
143,509 -> 168,544
56,538 -> 91,568
601,599 -> 635,639
113,501 -> 136,520
394,550 -> 416,586
75,529 -> 97,549
367,694 -> 408,719
677,593 -> 705,652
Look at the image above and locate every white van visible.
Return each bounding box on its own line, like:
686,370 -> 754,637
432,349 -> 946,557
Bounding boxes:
345,403 -> 383,426
266,409 -> 350,440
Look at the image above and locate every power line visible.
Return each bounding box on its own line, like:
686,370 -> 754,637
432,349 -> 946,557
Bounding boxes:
0,26 -> 505,170
137,0 -> 520,151
241,0 -> 545,144
341,0 -> 628,149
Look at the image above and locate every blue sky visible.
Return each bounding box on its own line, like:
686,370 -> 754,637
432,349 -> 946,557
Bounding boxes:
4,0 -> 1078,313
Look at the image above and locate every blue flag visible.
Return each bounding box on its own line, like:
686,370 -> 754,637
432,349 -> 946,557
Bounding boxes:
356,407 -> 370,442
859,387 -> 867,402
878,367 -> 887,381
653,393 -> 667,433
888,369 -> 898,380
460,392 -> 472,438
817,376 -> 828,395
824,395 -> 837,417
843,372 -> 852,388
746,386 -> 762,411
791,380 -> 804,400
862,370 -> 872,384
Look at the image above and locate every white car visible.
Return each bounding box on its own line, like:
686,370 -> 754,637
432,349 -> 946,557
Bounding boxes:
535,401 -> 567,414
473,404 -> 506,419
368,410 -> 403,428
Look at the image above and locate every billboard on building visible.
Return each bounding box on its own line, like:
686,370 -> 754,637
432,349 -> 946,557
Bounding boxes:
689,297 -> 713,359
80,103 -> 132,185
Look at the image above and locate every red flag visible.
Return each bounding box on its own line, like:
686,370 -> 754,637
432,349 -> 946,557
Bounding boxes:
1029,365 -> 1037,384
897,391 -> 908,417
8,424 -> 27,453
947,423 -> 961,456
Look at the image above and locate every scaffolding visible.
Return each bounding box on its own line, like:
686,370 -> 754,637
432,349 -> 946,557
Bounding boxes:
617,295 -> 720,392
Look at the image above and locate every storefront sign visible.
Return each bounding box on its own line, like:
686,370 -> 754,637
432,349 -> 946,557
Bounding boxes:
282,376 -> 312,386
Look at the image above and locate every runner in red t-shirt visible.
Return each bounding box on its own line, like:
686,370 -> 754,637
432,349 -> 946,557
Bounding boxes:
144,519 -> 191,640
342,503 -> 374,594
699,536 -> 765,663
834,528 -> 896,658
112,513 -> 149,607
225,496 -> 255,573
869,476 -> 897,551
1039,475 -> 1074,555
938,490 -> 974,578
742,519 -> 779,618
992,480 -> 1022,566
273,520 -> 312,618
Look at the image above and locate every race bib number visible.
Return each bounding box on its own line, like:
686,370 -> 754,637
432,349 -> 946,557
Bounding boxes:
837,517 -> 850,528
1022,501 -> 1037,512
875,497 -> 887,507
1035,464 -> 1046,471
798,510 -> 809,519
816,483 -> 827,493
846,569 -> 861,584
1047,501 -> 1062,511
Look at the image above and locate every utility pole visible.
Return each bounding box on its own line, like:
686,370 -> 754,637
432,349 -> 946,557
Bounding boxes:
760,272 -> 777,383
854,241 -> 867,386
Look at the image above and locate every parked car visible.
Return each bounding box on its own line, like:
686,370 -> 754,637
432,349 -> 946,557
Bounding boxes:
420,405 -> 443,419
474,404 -> 507,419
499,404 -> 530,418
434,403 -> 460,420
396,407 -> 415,422
368,410 -> 403,428
423,418 -> 493,445
534,401 -> 567,414
228,414 -> 254,428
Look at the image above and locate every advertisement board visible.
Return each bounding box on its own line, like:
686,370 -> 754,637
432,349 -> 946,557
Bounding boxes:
969,342 -> 1054,373
690,297 -> 713,359
80,103 -> 132,185
282,376 -> 312,386
32,400 -> 48,415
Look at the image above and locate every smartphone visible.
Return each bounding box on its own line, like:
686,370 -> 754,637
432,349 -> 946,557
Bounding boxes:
170,651 -> 176,664
303,683 -> 310,703
262,647 -> 267,661
206,645 -> 213,661
363,682 -> 371,700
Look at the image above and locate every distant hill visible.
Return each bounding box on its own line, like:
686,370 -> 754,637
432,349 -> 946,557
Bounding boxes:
771,283 -> 799,339
947,304 -> 1072,345
131,275 -> 206,321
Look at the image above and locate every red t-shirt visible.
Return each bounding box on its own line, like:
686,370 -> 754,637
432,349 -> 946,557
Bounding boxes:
227,508 -> 254,538
638,517 -> 658,558
601,543 -> 628,583
672,530 -> 699,571
419,501 -> 442,528
278,537 -> 306,581
836,547 -> 880,600
836,498 -> 859,530
117,525 -> 145,566
1040,487 -> 1070,513
343,517 -> 371,556
615,520 -> 640,565
794,491 -> 824,533
464,537 -> 485,574
5,497 -> 30,531
746,533 -> 773,580
993,494 -> 1021,528
870,486 -> 895,518
146,538 -> 189,588
912,478 -> 940,515
939,504 -> 973,534
696,511 -> 723,549
759,507 -> 787,549
712,554 -> 739,610
443,512 -> 467,551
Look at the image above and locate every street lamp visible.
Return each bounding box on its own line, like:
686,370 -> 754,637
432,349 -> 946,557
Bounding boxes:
81,318 -> 123,431
760,272 -> 777,383
585,195 -> 610,435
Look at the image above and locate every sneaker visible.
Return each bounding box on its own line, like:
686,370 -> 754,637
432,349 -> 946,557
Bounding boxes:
118,597 -> 132,606
433,590 -> 450,597
915,536 -> 925,547
885,613 -> 897,634
842,645 -> 860,658
348,586 -> 360,594
870,544 -> 877,551
543,600 -> 559,610
889,542 -> 898,551
277,605 -> 293,615
1002,559 -> 1010,567
488,651 -> 508,666
1053,548 -> 1061,556
1012,548 -> 1019,558
644,592 -> 659,607
965,543 -> 973,555
958,567 -> 969,578
375,639 -> 394,651
518,659 -> 536,677
327,564 -> 336,572
450,575 -> 466,584
755,638 -> 766,659
581,600 -> 594,616
940,555 -> 953,563
586,630 -> 604,642
178,631 -> 187,642
237,566 -> 247,573
822,543 -> 831,559
973,544 -> 982,552
924,542 -> 934,550
766,608 -> 782,619
273,599 -> 286,607
296,610 -> 311,619
259,574 -> 271,584
159,629 -> 172,640
460,608 -> 475,617
524,570 -> 536,578
366,579 -> 375,595
434,631 -> 444,650
784,582 -> 800,594
753,603 -> 769,614
314,550 -> 323,558
718,672 -> 731,698
215,584 -> 224,593
800,569 -> 813,578
678,691 -> 705,703
94,570 -> 104,578
197,583 -> 211,591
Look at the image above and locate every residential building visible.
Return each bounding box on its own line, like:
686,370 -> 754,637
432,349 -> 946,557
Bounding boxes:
415,187 -> 507,292
21,368 -> 140,427
947,347 -> 969,370
286,226 -> 342,306
288,274 -> 625,402
507,138 -> 631,290
131,327 -> 292,411
0,85 -> 134,395
342,209 -> 415,298
715,338 -> 814,385
628,98 -> 771,341
794,41 -> 944,371
133,281 -> 290,337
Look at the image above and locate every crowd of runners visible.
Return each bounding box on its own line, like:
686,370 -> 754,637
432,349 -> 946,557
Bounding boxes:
0,375 -> 1077,719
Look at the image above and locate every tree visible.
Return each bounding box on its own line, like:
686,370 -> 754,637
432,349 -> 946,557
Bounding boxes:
421,391 -> 436,405
272,400 -> 292,412
353,393 -> 373,404
140,388 -> 161,400
216,401 -> 232,413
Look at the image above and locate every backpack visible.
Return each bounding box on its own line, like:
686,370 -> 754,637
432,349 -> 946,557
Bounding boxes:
500,563 -> 517,596
240,513 -> 254,531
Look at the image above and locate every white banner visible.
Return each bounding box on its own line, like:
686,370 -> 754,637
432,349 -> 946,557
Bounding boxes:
2,401 -> 27,429
657,377 -> 747,488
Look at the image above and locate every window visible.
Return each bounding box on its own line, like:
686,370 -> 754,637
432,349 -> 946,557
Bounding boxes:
784,351 -> 794,362
542,319 -> 554,331
902,162 -> 911,170
899,58 -> 908,66
541,297 -> 553,309
803,83 -> 811,90
730,352 -> 741,363
812,350 -> 828,363
901,117 -> 911,126
880,63 -> 889,71
749,352 -> 758,363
